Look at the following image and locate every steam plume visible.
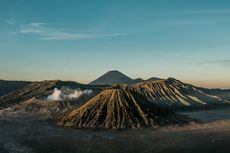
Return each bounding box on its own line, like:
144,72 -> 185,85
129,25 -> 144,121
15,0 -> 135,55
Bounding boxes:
47,88 -> 92,101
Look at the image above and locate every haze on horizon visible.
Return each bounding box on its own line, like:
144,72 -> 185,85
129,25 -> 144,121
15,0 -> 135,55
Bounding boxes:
0,0 -> 230,88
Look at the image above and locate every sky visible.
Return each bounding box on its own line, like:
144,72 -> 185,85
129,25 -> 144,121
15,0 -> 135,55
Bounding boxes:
0,0 -> 230,88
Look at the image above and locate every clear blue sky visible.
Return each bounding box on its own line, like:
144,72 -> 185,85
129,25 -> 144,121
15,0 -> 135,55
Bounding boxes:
0,0 -> 230,88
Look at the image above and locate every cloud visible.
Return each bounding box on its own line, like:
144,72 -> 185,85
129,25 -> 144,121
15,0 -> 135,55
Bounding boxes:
19,22 -> 46,34
199,59 -> 230,67
4,18 -> 16,25
41,32 -> 126,40
16,22 -> 127,40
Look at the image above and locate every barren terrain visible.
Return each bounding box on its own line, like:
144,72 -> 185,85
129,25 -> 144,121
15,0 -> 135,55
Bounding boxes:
0,108 -> 229,153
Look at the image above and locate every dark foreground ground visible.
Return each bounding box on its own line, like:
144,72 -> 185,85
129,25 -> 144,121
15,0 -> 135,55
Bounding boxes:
0,108 -> 230,153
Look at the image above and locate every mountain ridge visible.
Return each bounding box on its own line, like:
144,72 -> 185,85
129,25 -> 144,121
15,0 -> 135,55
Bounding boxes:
0,80 -> 31,96
89,70 -> 162,85
125,78 -> 230,110
58,88 -> 191,129
1,71 -> 230,111
0,80 -> 106,109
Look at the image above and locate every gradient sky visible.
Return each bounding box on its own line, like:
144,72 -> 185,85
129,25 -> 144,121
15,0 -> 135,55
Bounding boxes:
0,0 -> 230,88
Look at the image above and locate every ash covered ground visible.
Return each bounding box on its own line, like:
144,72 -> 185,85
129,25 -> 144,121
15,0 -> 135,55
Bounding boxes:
0,108 -> 230,153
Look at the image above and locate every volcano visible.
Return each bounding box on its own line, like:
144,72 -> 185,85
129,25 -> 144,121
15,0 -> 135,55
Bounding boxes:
89,70 -> 134,85
126,78 -> 230,110
58,88 -> 190,129
89,70 -> 162,85
0,80 -> 104,109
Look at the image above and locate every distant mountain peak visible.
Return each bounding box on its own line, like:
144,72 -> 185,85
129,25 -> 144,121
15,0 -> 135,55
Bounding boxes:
89,70 -> 134,85
133,78 -> 145,83
166,77 -> 182,84
147,77 -> 163,82
103,70 -> 128,76
89,70 -> 163,85
107,70 -> 122,73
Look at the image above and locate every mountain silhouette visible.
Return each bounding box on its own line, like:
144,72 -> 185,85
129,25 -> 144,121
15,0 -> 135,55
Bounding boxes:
89,70 -> 162,85
89,70 -> 134,85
